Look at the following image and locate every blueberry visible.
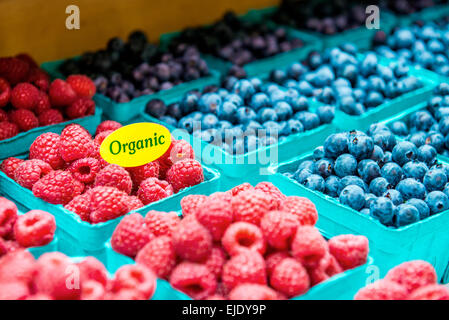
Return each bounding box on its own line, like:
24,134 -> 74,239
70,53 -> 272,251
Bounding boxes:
314,158 -> 334,178
364,193 -> 377,209
325,175 -> 341,197
235,107 -> 257,125
389,120 -> 409,136
358,159 -> 381,183
348,134 -> 374,160
323,132 -> 349,159
297,80 -> 314,97
425,191 -> 449,215
334,153 -> 357,178
257,108 -> 278,123
339,185 -> 365,211
250,93 -> 271,110
178,116 -> 196,133
224,93 -> 243,106
393,204 -> 420,227
402,161 -> 428,181
233,79 -> 255,100
340,175 -> 368,193
294,112 -> 320,131
371,145 -> 385,163
293,168 -> 312,184
371,129 -> 397,152
201,113 -> 219,130
216,101 -> 237,122
313,146 -> 325,161
145,99 -> 167,118
417,144 -> 437,167
406,198 -> 430,220
392,141 -> 418,166
369,177 -> 391,197
410,110 -> 435,131
426,132 -> 445,153
198,93 -> 221,114
396,178 -> 427,200
360,208 -> 370,215
263,121 -> 280,137
316,105 -> 335,124
297,160 -> 314,172
381,162 -> 404,186
360,53 -> 378,77
269,69 -> 287,84
274,101 -> 293,121
430,163 -> 449,177
284,119 -> 304,135
370,197 -> 395,225
423,169 -> 448,192
160,115 -> 177,127
407,131 -> 427,148
383,151 -> 393,164
383,189 -> 403,206
287,62 -> 307,79
303,174 -> 325,192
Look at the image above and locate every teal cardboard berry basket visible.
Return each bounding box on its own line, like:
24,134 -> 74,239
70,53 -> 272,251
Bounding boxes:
268,152 -> 449,282
0,107 -> 102,160
40,59 -> 221,123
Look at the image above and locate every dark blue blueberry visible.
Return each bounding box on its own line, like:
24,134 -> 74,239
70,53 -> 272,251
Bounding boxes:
334,153 -> 357,178
217,101 -> 237,122
339,96 -> 361,116
294,111 -> 320,131
382,151 -> 392,164
364,193 -> 377,209
314,158 -> 334,178
297,160 -> 314,172
145,99 -> 167,118
402,161 -> 429,181
381,162 -> 404,186
167,103 -> 183,119
245,120 -> 263,135
160,115 -> 177,127
269,69 -> 287,84
274,102 -> 293,121
303,174 -> 325,192
396,178 -> 427,200
250,93 -> 271,110
426,132 -> 445,153
406,198 -> 430,220
444,182 -> 449,198
425,191 -> 449,215
317,86 -> 335,105
360,208 -> 370,215
316,105 -> 335,124
407,131 -> 427,148
297,80 -> 314,97
348,134 -> 374,160
313,146 -> 325,160
257,108 -> 278,123
340,175 -> 368,193
371,145 -> 385,163
367,123 -> 390,136
423,169 -> 448,192
198,93 -> 221,114
383,189 -> 404,206
364,91 -> 384,108
392,141 -> 418,166
293,168 -> 313,184
323,133 -> 349,159
236,107 -> 257,125
358,159 -> 381,183
409,110 -> 436,131
178,116 -> 197,134
369,177 -> 392,197
435,83 -> 449,96
263,121 -> 281,137
393,204 -> 420,227
291,96 -> 309,113
371,130 -> 397,152
360,53 -> 378,77
439,117 -> 449,136
339,185 -> 365,211
417,144 -> 437,167
287,62 -> 307,79
224,93 -> 243,106
370,197 -> 395,225
325,175 -> 341,197
284,119 -> 304,135
249,77 -> 262,91
389,120 -> 409,136
232,79 -> 255,100
201,113 -> 219,130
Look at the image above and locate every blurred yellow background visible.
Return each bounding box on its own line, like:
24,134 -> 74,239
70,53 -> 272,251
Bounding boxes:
0,0 -> 279,63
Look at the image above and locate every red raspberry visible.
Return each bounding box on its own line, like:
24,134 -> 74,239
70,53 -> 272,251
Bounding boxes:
9,109 -> 39,132
49,79 -> 77,107
95,120 -> 122,135
89,186 -> 129,223
68,157 -> 101,183
260,210 -> 299,250
4,239 -> 20,253
166,159 -> 204,193
355,280 -> 408,300
66,97 -> 95,119
209,191 -> 232,203
111,264 -> 156,300
230,182 -> 254,196
35,91 -> 51,115
15,53 -> 37,68
0,281 -> 29,300
202,245 -> 226,279
13,210 -> 55,248
127,161 -> 160,188
172,215 -> 212,262
0,121 -> 19,140
29,132 -> 65,169
59,124 -> 92,162
229,284 -> 279,300
26,293 -> 52,300
95,164 -> 133,194
256,182 -> 285,204
66,75 -> 96,98
385,260 -> 437,294
38,109 -> 64,126
0,57 -> 30,85
222,222 -> 266,256
88,142 -> 109,169
0,77 -> 11,108
26,67 -> 50,92
14,159 -> 52,189
32,170 -> 77,205
10,83 -> 39,110
81,280 -> 106,300
196,197 -> 233,241
159,139 -> 195,178
222,251 -> 267,291
77,257 -> 108,286
111,213 -> 153,257
180,194 -> 207,217
169,262 -> 217,300
0,197 -> 18,238
409,284 -> 449,300
137,177 -> 174,205
307,252 -> 343,286
270,258 -> 310,298
106,289 -> 145,300
265,251 -> 290,277
231,189 -> 271,225
328,234 -> 369,270
0,249 -> 37,284
280,196 -> 318,226
65,193 -> 91,222
144,210 -> 180,237
0,109 -> 7,121
136,235 -> 176,279
206,294 -> 227,300
1,157 -> 24,179
93,129 -> 113,145
126,196 -> 144,211
291,226 -> 328,268
34,252 -> 81,300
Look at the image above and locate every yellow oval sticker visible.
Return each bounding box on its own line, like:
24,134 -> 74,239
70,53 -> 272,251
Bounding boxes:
100,122 -> 172,167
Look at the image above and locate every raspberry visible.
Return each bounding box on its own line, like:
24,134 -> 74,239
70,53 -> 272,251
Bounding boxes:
26,293 -> 52,300
49,79 -> 77,107
159,139 -> 195,178
144,210 -> 180,237
126,196 -> 144,211
16,53 -> 37,68
328,234 -> 369,270
13,210 -> 55,248
14,159 -> 52,189
260,210 -> 299,250
0,157 -> 24,179
230,182 -> 254,196
137,177 -> 174,205
81,280 -> 106,300
0,57 -> 30,85
77,257 -> 108,286
111,213 -> 153,257
66,75 -> 96,98
229,284 -> 279,300
291,226 -> 328,268
231,189 -> 271,225
0,77 -> 11,108
196,197 -> 233,240
59,124 -> 92,162
95,120 -> 122,135
409,284 -> 449,300
34,252 -> 81,300
136,236 -> 176,279
65,193 -> 91,222
93,130 -> 113,145
180,194 -> 207,217
106,289 -> 145,300
256,182 -> 285,204
127,161 -> 160,187
280,196 -> 318,226
354,280 -> 408,300
222,251 -> 267,291
0,197 -> 18,238
35,91 -> 51,115
202,245 -> 226,279
385,260 -> 437,294
9,109 -> 39,132
38,109 -> 64,126
26,67 -> 50,92
0,109 -> 7,121
68,157 -> 101,183
270,258 -> 310,297
206,294 -> 227,300
209,191 -> 232,203
29,132 -> 65,169
95,164 -> 133,194
10,83 -> 39,110
169,262 -> 217,300
173,215 -> 212,262
222,222 -> 266,256
166,159 -> 204,193
32,170 -> 77,205
0,249 -> 37,284
0,121 -> 19,140
307,252 -> 343,286
265,251 -> 290,277
111,264 -> 156,299
66,97 -> 95,119
0,281 -> 29,300
89,186 -> 129,223
4,240 -> 20,253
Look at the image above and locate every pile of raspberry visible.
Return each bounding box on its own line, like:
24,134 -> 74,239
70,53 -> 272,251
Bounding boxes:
355,260 -> 449,300
0,197 -> 55,255
0,120 -> 204,224
0,249 -> 157,300
111,181 -> 369,300
0,54 -> 96,141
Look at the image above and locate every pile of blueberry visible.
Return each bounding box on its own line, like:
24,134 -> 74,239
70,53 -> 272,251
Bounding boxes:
166,11 -> 304,66
145,77 -> 335,155
374,21 -> 449,77
268,44 -> 423,116
389,83 -> 449,157
285,124 -> 449,228
58,31 -> 210,103
380,0 -> 444,15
